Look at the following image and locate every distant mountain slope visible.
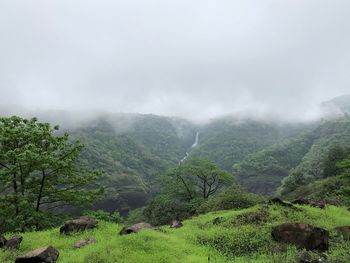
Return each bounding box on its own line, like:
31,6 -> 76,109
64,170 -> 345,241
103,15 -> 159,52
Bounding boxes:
231,117 -> 350,196
68,115 -> 197,214
2,96 -> 350,210
321,94 -> 350,116
192,117 -> 310,172
233,129 -> 316,195
279,117 -> 350,196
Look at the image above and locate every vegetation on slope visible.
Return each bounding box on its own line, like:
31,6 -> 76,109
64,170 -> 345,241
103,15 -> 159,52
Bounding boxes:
232,130 -> 316,195
192,118 -> 309,172
282,147 -> 350,204
1,204 -> 350,263
69,115 -> 197,214
0,116 -> 103,232
280,117 -> 350,195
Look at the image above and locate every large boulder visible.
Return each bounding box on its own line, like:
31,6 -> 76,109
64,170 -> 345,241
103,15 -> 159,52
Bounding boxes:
0,236 -> 7,248
292,199 -> 326,209
74,237 -> 97,249
272,223 -> 329,251
15,246 -> 59,263
335,226 -> 350,240
0,235 -> 23,250
60,216 -> 97,235
5,235 -> 23,250
119,223 -> 152,235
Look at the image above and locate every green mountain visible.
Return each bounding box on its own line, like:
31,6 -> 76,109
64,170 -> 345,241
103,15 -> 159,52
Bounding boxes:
192,118 -> 307,172
229,115 -> 350,197
279,117 -> 350,196
68,114 -> 197,214
2,94 -> 350,211
233,130 -> 316,195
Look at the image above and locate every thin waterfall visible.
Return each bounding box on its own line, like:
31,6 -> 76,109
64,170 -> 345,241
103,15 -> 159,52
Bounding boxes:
179,132 -> 199,164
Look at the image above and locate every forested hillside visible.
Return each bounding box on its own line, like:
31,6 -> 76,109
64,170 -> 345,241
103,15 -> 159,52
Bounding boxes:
70,115 -> 313,212
233,130 -> 316,195
192,118 -> 308,171
280,117 -> 350,196
68,114 -> 197,214
1,94 -> 350,214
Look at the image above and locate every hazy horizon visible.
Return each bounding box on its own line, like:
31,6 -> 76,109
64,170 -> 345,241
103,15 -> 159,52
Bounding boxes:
1,1 -> 350,121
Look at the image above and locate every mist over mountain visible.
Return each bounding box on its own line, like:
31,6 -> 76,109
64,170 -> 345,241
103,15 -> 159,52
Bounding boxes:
2,1 -> 350,121
321,94 -> 350,117
1,94 -> 349,213
2,1 -> 350,262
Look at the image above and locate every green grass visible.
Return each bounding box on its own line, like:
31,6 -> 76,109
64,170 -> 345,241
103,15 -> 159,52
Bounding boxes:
1,204 -> 350,262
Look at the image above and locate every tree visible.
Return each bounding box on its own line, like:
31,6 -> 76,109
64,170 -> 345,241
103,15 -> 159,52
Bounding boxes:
164,158 -> 233,200
0,116 -> 103,231
323,145 -> 348,178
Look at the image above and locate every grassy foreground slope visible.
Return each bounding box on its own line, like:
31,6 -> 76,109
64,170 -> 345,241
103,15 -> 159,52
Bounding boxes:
1,205 -> 350,263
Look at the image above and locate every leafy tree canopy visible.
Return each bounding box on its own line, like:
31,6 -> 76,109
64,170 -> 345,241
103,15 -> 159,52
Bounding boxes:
0,116 -> 103,232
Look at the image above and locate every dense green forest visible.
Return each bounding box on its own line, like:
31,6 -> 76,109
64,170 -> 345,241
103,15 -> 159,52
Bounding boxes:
191,118 -> 308,171
68,114 -> 197,214
3,95 -> 350,215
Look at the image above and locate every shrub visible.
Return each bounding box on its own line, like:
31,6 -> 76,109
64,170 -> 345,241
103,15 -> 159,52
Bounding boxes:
143,196 -> 196,226
83,210 -> 121,223
125,208 -> 147,225
197,186 -> 264,214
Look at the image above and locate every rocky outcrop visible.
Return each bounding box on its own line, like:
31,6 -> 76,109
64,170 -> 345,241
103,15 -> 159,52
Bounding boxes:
292,199 -> 326,209
335,226 -> 350,240
5,235 -> 23,250
74,237 -> 97,249
170,219 -> 183,228
272,223 -> 329,251
60,216 -> 97,235
119,223 -> 152,235
0,235 -> 23,250
298,252 -> 344,263
15,246 -> 59,263
325,199 -> 341,207
0,236 -> 6,248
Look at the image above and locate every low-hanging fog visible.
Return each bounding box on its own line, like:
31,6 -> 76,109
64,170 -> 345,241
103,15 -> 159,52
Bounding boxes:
1,0 -> 350,122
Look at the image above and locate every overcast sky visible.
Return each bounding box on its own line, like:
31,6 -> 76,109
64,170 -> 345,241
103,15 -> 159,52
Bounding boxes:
1,0 -> 350,121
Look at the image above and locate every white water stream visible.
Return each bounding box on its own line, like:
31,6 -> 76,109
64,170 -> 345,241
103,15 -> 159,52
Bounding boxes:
179,132 -> 199,164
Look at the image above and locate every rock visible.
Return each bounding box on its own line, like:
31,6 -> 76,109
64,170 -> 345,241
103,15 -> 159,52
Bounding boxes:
299,252 -> 313,263
271,223 -> 329,251
170,219 -> 183,228
335,226 -> 350,240
60,216 -> 97,235
292,199 -> 326,209
119,222 -> 152,235
5,235 -> 22,250
325,199 -> 341,207
298,252 -> 341,263
0,236 -> 7,248
15,246 -> 59,263
74,237 -> 96,249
